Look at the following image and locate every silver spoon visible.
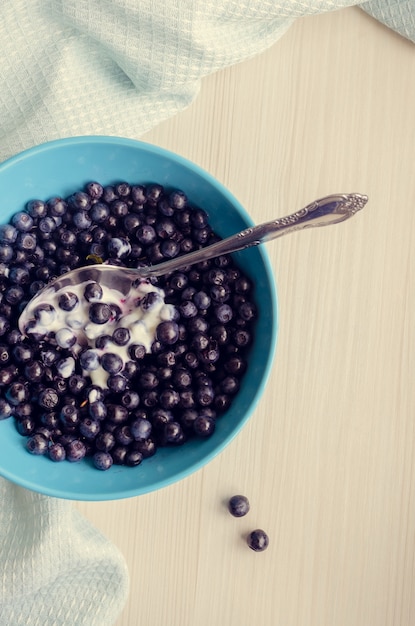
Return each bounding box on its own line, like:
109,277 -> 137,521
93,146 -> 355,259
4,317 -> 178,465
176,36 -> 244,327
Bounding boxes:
18,192 -> 368,334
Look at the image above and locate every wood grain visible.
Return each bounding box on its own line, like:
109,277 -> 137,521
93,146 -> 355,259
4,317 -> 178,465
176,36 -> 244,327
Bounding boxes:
75,7 -> 415,626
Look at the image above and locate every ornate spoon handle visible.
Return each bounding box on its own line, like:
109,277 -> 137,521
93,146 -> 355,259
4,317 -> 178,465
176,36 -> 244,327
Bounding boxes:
139,193 -> 368,278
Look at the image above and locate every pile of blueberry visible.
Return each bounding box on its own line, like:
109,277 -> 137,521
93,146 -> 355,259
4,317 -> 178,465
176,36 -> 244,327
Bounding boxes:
0,180 -> 257,470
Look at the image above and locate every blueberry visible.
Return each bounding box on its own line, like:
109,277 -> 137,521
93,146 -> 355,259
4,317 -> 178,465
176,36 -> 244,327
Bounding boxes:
139,369 -> 159,390
178,390 -> 196,409
179,300 -> 198,319
159,389 -> 179,409
67,375 -> 86,396
16,417 -> 36,436
56,356 -> 76,379
107,374 -> 128,393
14,402 -> 33,419
137,224 -> 156,245
112,327 -> 130,346
89,302 -> 111,324
55,328 -> 77,349
0,316 -> 10,337
130,417 -> 152,440
0,244 -> 13,263
24,360 -> 45,382
128,343 -> 146,360
12,344 -> 34,363
69,191 -> 91,211
93,451 -> 113,471
90,202 -> 110,223
125,450 -> 143,467
214,304 -> 233,324
106,404 -> 128,425
228,495 -> 250,517
193,291 -> 211,310
169,189 -> 187,210
46,196 -> 67,217
59,404 -> 80,429
224,356 -> 246,376
79,418 -> 101,440
144,183 -> 162,205
84,281 -> 103,301
123,213 -> 141,232
0,224 -> 18,244
189,208 -> 208,229
186,315 -> 209,333
114,425 -> 133,446
40,411 -> 59,429
5,285 -> 25,305
163,421 -> 184,444
6,382 -> 29,406
180,238 -> 194,254
80,349 -> 100,371
120,391 -> 139,410
140,291 -> 163,311
168,273 -> 188,294
33,303 -> 56,325
112,446 -> 128,465
102,185 -> 117,203
233,329 -> 251,347
151,407 -> 174,429
238,301 -> 257,322
12,211 -> 34,232
48,442 -> 66,462
130,185 -> 146,205
133,438 -> 156,459
220,376 -> 240,395
66,439 -> 87,462
26,434 -> 48,455
191,332 -> 209,352
193,415 -> 215,437
156,321 -> 179,345
0,398 -> 13,420
95,334 -> 113,350
247,529 -> 269,552
100,352 -> 123,374
108,236 -> 131,259
108,303 -> 122,321
57,229 -> 77,248
73,211 -> 92,230
213,394 -> 231,412
16,232 -> 37,252
40,347 -> 59,366
95,431 -> 115,452
86,181 -> 104,200
8,266 -> 28,288
89,400 -> 107,420
0,365 -> 17,386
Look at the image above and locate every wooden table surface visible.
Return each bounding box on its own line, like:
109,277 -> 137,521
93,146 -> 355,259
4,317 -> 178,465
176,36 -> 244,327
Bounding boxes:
75,7 -> 415,626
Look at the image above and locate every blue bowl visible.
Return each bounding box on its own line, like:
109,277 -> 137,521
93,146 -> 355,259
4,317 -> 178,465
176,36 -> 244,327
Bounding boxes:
0,136 -> 278,500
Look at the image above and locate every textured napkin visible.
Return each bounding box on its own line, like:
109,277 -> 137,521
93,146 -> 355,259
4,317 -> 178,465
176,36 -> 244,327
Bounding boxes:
0,1 -> 414,625
1,0 -> 414,165
0,479 -> 129,626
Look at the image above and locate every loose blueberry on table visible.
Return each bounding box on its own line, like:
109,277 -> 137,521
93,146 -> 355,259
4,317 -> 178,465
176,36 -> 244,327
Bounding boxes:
228,494 -> 250,517
247,529 -> 269,552
0,180 -> 257,470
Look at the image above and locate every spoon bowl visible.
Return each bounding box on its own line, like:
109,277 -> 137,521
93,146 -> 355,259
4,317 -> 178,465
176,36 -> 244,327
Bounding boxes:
19,192 -> 367,334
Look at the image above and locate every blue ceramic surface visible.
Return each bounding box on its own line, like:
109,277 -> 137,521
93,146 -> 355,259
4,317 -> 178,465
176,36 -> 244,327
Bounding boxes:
0,136 -> 278,500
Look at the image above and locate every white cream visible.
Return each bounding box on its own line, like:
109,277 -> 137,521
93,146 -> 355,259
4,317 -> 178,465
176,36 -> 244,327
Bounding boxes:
26,279 -> 176,389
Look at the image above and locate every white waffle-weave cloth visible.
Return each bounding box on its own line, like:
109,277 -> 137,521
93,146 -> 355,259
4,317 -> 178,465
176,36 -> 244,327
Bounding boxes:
0,1 -> 414,625
0,478 -> 129,625
1,0 -> 414,165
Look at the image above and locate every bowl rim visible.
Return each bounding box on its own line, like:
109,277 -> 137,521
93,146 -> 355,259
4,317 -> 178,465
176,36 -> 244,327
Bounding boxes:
0,135 -> 279,500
